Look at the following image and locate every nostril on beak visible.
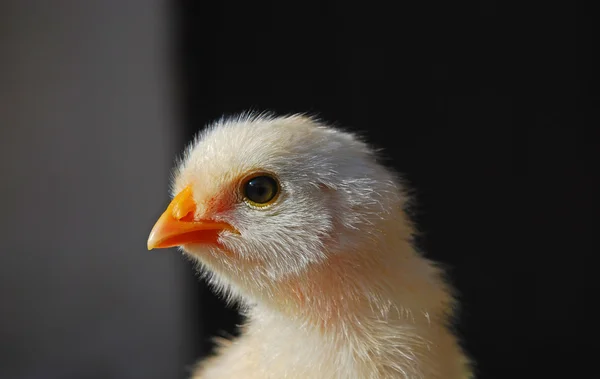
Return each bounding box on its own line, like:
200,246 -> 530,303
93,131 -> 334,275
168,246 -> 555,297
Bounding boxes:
178,211 -> 196,222
170,186 -> 197,221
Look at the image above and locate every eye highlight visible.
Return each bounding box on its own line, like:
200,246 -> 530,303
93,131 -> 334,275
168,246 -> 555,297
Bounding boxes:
243,174 -> 280,206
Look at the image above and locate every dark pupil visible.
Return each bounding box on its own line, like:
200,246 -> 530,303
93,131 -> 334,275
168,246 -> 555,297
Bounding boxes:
246,176 -> 277,204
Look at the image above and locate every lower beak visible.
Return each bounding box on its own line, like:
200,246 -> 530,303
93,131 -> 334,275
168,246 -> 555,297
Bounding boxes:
147,186 -> 234,250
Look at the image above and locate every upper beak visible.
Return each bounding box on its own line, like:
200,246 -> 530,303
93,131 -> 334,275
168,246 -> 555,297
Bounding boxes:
147,185 -> 234,250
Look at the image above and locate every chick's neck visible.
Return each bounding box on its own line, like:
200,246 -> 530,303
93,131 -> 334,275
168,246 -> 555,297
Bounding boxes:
253,225 -> 454,336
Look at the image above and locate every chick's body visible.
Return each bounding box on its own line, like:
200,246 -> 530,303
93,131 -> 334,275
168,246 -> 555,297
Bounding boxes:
148,114 -> 473,379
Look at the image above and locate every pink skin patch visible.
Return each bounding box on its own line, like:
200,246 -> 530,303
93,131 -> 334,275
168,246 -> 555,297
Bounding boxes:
204,188 -> 236,217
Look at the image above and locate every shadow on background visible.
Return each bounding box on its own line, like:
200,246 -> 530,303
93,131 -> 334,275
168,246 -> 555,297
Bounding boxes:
174,1 -> 598,379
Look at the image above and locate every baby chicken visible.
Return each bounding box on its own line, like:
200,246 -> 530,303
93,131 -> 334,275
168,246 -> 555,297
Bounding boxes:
148,113 -> 473,379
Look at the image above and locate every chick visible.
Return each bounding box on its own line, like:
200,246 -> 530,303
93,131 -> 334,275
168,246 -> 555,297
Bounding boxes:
148,113 -> 473,379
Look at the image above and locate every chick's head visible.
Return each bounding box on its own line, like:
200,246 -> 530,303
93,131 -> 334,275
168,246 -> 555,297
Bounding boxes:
148,114 -> 406,301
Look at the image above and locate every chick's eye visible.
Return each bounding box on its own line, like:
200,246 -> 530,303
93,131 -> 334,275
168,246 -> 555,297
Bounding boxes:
244,175 -> 279,205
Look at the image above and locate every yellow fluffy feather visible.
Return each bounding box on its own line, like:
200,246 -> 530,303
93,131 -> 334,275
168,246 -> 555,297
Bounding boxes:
148,113 -> 473,378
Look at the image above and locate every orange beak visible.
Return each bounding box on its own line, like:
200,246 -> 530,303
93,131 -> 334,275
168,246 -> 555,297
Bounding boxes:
147,186 -> 234,250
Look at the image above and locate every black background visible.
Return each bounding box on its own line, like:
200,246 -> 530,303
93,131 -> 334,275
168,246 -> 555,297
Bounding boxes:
173,1 -> 598,378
